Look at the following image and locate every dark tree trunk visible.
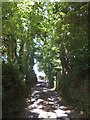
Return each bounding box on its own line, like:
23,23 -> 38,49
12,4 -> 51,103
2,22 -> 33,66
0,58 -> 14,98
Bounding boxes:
60,42 -> 70,74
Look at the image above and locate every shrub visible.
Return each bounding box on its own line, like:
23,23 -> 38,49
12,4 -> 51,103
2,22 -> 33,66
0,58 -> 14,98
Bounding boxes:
2,63 -> 25,118
58,70 -> 88,116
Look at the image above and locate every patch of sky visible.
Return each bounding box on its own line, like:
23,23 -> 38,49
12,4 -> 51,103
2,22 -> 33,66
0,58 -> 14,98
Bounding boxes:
67,32 -> 70,35
33,37 -> 44,48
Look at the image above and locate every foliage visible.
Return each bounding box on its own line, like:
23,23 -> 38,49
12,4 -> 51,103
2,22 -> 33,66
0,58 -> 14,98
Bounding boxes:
2,63 -> 25,118
2,2 -> 38,117
51,2 -> 88,115
2,1 -> 89,117
59,71 -> 88,115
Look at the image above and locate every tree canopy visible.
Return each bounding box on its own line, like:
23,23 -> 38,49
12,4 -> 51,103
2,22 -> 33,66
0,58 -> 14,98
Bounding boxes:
2,1 -> 89,118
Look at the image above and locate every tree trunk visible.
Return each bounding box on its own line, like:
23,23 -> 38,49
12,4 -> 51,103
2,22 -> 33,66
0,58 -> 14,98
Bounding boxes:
60,42 -> 70,74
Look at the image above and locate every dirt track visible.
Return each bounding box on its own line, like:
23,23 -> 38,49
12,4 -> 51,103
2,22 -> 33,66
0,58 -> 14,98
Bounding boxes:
21,79 -> 81,119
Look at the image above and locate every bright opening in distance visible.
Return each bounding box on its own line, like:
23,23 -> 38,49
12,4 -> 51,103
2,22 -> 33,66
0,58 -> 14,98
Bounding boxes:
33,60 -> 46,79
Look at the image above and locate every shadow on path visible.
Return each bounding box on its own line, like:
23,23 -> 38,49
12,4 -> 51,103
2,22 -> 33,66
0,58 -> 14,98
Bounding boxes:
21,79 -> 80,119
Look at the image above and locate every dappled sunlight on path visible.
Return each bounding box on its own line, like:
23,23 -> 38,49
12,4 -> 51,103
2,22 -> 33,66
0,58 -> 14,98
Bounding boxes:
21,79 -> 78,119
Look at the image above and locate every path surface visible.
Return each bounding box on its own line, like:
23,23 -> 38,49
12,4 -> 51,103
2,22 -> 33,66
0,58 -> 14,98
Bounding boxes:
21,79 -> 80,119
